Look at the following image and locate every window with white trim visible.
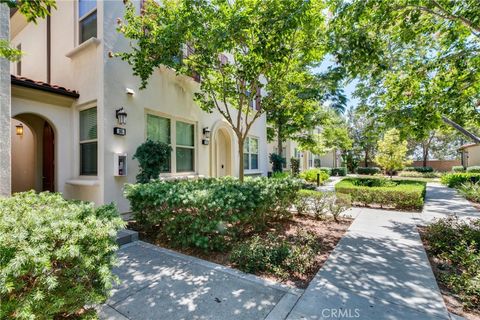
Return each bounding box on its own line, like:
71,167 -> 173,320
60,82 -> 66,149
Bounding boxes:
79,0 -> 97,44
244,137 -> 259,170
79,107 -> 97,175
146,114 -> 171,173
176,121 -> 195,172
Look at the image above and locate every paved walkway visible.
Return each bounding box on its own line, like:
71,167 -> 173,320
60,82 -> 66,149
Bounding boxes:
102,183 -> 479,319
316,176 -> 343,192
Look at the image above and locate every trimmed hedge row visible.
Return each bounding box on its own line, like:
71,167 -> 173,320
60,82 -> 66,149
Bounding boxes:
441,173 -> 480,188
0,192 -> 124,319
452,166 -> 465,172
404,166 -> 434,173
331,167 -> 347,176
335,178 -> 427,211
356,167 -> 381,175
125,177 -> 301,251
466,166 -> 480,173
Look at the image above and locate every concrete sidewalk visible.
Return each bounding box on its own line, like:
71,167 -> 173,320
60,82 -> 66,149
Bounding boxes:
286,208 -> 450,320
100,241 -> 302,320
316,176 -> 343,192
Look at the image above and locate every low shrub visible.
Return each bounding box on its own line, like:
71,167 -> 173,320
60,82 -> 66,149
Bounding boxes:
458,182 -> 480,203
398,171 -> 439,179
0,191 -> 125,319
331,167 -> 347,176
335,177 -> 426,210
230,230 -> 319,277
299,169 -> 330,184
269,153 -> 286,173
452,166 -> 466,173
319,167 -> 332,175
133,139 -> 172,183
423,217 -> 480,310
125,177 -> 301,251
441,173 -> 480,188
356,167 -> 381,175
271,172 -> 290,179
290,158 -> 300,176
467,166 -> 480,173
295,190 -> 351,221
403,166 -> 434,173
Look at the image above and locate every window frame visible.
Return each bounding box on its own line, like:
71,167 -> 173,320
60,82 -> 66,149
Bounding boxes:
145,111 -> 197,175
79,106 -> 98,176
78,0 -> 97,45
244,136 -> 259,172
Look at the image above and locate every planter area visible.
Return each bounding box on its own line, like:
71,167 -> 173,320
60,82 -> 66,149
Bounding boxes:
335,177 -> 427,211
125,176 -> 352,288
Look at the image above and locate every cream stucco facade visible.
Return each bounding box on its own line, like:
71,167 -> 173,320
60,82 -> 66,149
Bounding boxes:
7,0 -> 268,212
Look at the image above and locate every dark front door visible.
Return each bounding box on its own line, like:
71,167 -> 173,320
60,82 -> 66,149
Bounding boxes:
42,121 -> 55,192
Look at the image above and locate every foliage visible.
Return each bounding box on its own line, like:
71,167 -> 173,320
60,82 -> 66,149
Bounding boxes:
116,0 -> 324,181
343,150 -> 360,173
404,166 -> 434,173
424,217 -> 480,310
295,190 -> 350,222
467,166 -> 480,173
299,169 -> 330,184
133,139 -> 172,183
319,167 -> 332,175
124,177 -> 300,251
458,182 -> 480,203
335,178 -> 426,210
441,173 -> 480,188
0,191 -> 124,319
230,230 -> 319,277
1,0 -> 56,61
356,167 -> 381,175
290,158 -> 300,176
271,172 -> 290,180
398,171 -> 439,179
331,167 -> 347,176
269,153 -> 286,173
452,166 -> 466,173
374,129 -> 411,176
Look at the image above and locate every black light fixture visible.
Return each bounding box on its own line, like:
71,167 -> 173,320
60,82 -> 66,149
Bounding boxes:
16,123 -> 24,136
203,127 -> 211,139
116,107 -> 127,126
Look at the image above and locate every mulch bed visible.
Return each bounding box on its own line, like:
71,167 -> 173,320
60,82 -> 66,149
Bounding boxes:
418,227 -> 480,320
128,215 -> 352,289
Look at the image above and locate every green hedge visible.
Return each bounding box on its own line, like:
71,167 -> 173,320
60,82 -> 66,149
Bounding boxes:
335,177 -> 426,210
356,167 -> 381,175
441,173 -> 480,188
452,166 -> 465,172
331,167 -> 347,176
299,169 -> 330,184
403,166 -> 434,173
0,191 -> 125,319
466,166 -> 480,173
125,177 -> 300,251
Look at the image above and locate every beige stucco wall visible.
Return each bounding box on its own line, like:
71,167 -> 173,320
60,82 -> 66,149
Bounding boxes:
464,145 -> 480,167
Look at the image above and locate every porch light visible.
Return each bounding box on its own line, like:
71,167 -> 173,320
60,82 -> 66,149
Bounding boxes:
16,123 -> 24,136
203,127 -> 211,139
116,107 -> 128,126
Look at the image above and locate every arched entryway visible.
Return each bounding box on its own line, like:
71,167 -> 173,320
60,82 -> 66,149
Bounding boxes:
11,113 -> 55,193
214,127 -> 233,177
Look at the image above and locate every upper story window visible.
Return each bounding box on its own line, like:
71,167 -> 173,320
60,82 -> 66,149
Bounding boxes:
79,107 -> 97,176
79,0 -> 97,44
244,137 -> 259,171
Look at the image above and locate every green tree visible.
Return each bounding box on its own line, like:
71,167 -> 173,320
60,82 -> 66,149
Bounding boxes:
1,0 -> 56,60
116,0 -> 323,181
375,128 -> 411,177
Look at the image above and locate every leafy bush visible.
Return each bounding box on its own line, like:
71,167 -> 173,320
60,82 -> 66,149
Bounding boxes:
133,139 -> 172,183
290,158 -> 300,176
230,231 -> 319,277
331,167 -> 347,176
319,167 -> 332,174
271,172 -> 290,179
125,177 -> 301,251
452,166 -> 466,173
356,167 -> 381,175
403,166 -> 434,173
467,166 -> 480,173
441,173 -> 480,188
0,192 -> 125,319
295,190 -> 350,221
269,153 -> 286,173
335,177 -> 426,210
458,182 -> 480,203
299,169 -> 330,184
424,217 -> 480,309
398,171 -> 439,178
314,158 -> 321,168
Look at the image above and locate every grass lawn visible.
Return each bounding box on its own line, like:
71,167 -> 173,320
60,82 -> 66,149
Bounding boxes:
336,177 -> 427,211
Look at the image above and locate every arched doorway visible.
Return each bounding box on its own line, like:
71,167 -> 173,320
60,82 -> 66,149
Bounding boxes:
11,114 -> 55,193
215,128 -> 232,177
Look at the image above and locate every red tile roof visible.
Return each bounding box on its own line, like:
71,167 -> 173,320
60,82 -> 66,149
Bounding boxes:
11,74 -> 79,98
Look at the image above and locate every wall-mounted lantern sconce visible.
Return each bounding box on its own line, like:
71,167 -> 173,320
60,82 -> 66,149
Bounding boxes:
116,107 -> 128,126
16,123 -> 24,136
202,127 -> 211,145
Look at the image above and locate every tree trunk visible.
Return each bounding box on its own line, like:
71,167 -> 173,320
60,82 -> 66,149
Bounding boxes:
364,149 -> 369,167
277,126 -> 283,159
238,136 -> 245,182
422,146 -> 428,168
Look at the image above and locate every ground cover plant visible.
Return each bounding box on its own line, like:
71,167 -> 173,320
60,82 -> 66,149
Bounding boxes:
457,182 -> 480,204
299,169 -> 330,185
0,191 -> 125,319
335,177 -> 426,210
441,173 -> 480,188
398,171 -> 439,179
420,217 -> 480,316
